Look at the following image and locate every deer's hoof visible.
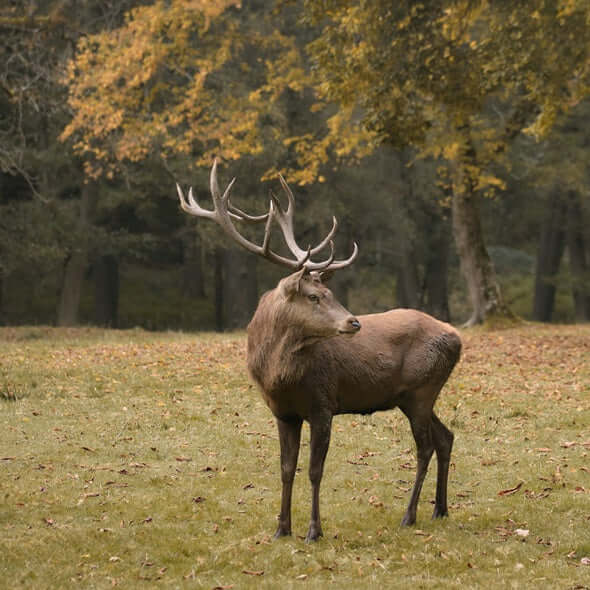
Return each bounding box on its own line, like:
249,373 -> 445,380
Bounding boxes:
305,525 -> 323,543
400,513 -> 416,527
432,506 -> 449,519
273,527 -> 292,540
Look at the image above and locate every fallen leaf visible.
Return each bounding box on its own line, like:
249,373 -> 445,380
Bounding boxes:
368,495 -> 383,507
498,482 -> 523,496
242,570 -> 264,576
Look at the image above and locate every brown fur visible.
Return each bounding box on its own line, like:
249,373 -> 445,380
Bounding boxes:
247,271 -> 461,542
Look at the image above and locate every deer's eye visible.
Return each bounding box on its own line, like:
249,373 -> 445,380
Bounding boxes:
308,294 -> 320,303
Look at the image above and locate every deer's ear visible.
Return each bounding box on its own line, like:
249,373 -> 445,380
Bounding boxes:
280,268 -> 307,298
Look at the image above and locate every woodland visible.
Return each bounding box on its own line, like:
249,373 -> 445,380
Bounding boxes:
1,0 -> 590,330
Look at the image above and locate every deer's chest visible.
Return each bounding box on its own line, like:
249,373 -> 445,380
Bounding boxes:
259,377 -> 334,421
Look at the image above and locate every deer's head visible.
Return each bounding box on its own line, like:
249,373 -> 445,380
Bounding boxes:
176,160 -> 361,340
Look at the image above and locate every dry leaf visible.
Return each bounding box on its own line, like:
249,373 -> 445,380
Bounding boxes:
498,482 -> 523,496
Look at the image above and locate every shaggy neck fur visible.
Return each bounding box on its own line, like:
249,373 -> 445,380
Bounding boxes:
246,288 -> 314,394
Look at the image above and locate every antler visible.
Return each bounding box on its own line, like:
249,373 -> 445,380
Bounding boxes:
176,159 -> 358,272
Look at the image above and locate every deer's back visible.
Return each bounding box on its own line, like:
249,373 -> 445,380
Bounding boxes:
321,308 -> 461,415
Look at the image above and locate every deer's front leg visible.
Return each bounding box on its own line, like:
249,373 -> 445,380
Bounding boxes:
274,416 -> 303,539
306,411 -> 332,543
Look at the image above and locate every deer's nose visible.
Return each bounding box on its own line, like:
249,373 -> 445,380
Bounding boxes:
349,318 -> 361,331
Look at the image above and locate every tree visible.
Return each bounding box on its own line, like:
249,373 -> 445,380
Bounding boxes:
519,100 -> 590,322
59,0 -> 275,178
0,0 -> 147,326
301,0 -> 590,324
60,0 -> 326,329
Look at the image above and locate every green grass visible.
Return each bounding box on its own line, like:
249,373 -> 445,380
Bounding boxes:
1,324 -> 589,589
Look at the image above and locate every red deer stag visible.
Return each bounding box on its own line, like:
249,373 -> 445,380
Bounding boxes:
177,161 -> 461,542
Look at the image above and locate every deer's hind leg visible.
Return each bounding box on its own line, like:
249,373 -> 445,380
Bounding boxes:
398,392 -> 436,527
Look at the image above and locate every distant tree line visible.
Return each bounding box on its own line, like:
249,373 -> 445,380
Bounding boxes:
0,0 -> 589,330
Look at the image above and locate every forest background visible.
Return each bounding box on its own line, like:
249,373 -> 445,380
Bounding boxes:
1,0 -> 590,331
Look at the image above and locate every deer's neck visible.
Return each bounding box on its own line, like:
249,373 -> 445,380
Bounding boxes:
246,290 -> 310,393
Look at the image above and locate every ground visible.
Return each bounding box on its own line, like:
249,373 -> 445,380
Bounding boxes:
1,324 -> 589,588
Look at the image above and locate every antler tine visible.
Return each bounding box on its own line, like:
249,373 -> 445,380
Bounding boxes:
310,216 -> 338,256
274,174 -> 358,271
295,244 -> 313,270
305,240 -> 335,271
229,203 -> 270,223
261,199 -> 275,254
212,158 -> 270,222
271,185 -> 308,263
210,158 -> 221,200
323,241 -> 359,270
177,183 -> 215,219
278,173 -> 296,214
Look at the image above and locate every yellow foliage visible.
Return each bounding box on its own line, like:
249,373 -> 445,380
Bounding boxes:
475,174 -> 506,192
61,0 -> 253,176
442,141 -> 461,161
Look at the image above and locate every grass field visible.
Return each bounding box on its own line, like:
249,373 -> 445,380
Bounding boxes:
1,324 -> 589,589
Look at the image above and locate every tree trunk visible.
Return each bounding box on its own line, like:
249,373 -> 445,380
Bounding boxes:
422,216 -> 451,322
0,268 -> 4,325
566,191 -> 590,322
182,229 -> 205,298
533,191 -> 566,322
395,149 -> 421,309
56,183 -> 98,326
451,163 -> 512,326
223,247 -> 258,330
395,254 -> 420,309
214,247 -> 224,332
93,254 -> 119,327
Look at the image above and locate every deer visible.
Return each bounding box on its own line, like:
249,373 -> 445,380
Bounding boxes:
176,160 -> 462,543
